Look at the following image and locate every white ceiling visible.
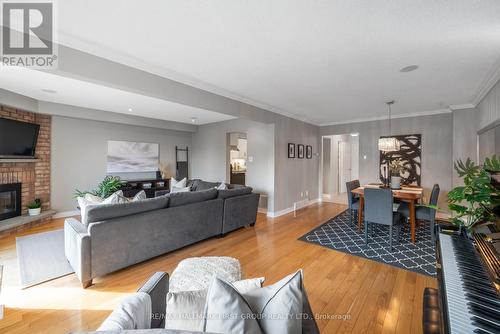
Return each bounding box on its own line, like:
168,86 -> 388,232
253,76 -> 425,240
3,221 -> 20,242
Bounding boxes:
0,67 -> 235,125
51,0 -> 500,125
3,1 -> 500,125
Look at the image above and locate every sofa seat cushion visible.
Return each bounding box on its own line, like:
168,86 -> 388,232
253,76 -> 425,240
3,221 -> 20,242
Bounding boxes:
85,196 -> 169,227
167,188 -> 217,208
169,256 -> 241,292
217,186 -> 253,199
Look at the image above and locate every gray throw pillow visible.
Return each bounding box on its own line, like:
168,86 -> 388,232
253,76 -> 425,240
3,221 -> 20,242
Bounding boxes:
203,270 -> 304,334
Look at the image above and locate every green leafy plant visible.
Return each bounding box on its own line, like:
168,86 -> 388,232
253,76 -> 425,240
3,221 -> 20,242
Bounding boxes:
389,158 -> 404,176
447,157 -> 499,230
27,198 -> 41,209
74,176 -> 124,199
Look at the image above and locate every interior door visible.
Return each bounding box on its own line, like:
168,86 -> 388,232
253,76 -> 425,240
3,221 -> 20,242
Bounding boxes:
338,141 -> 351,193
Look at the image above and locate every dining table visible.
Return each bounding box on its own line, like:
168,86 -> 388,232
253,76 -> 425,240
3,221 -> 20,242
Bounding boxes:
351,184 -> 423,244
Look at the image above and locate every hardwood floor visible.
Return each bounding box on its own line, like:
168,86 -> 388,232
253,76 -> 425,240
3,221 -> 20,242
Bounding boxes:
0,202 -> 436,333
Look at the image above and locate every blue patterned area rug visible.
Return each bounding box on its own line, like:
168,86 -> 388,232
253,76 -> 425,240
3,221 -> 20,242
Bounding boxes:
299,210 -> 436,276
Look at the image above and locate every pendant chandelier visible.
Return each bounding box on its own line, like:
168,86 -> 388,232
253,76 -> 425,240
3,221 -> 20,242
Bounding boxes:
378,100 -> 400,152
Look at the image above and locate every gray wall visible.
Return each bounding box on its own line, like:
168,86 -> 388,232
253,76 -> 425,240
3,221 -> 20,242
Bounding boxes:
273,117 -> 320,213
51,116 -> 192,212
452,108 -> 478,186
191,116 -> 320,214
320,113 -> 453,208
191,118 -> 275,211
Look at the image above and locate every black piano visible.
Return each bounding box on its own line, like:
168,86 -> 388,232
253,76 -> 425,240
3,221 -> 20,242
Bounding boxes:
426,224 -> 500,334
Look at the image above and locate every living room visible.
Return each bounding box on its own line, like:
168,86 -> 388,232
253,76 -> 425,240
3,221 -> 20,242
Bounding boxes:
1,2 -> 500,334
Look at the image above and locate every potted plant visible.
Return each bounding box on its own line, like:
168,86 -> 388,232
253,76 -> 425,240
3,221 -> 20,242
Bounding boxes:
389,158 -> 404,189
74,176 -> 124,198
27,198 -> 42,216
447,156 -> 500,233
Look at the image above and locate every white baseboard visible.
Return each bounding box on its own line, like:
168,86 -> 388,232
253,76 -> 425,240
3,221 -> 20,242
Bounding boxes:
53,210 -> 80,219
257,207 -> 268,214
267,198 -> 320,218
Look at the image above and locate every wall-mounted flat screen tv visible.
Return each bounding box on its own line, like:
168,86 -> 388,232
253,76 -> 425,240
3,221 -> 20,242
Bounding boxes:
0,118 -> 40,158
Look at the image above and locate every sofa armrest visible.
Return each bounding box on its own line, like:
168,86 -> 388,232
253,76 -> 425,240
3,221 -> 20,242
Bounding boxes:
138,272 -> 169,328
64,218 -> 92,286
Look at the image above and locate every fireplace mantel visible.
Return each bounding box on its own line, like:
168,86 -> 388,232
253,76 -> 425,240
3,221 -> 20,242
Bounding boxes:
0,159 -> 40,163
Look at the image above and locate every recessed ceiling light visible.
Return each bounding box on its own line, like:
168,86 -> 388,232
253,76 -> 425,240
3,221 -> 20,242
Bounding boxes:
400,65 -> 419,73
128,108 -> 133,112
350,133 -> 359,137
41,88 -> 57,93
190,117 -> 198,123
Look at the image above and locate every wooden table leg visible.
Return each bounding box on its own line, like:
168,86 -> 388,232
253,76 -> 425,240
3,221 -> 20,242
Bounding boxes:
358,196 -> 364,231
409,199 -> 416,243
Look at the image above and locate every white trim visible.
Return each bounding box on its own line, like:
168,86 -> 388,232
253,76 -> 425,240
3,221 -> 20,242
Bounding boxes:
53,210 -> 80,219
266,198 -> 320,218
472,55 -> 500,106
449,104 -> 475,110
320,108 -> 452,126
257,207 -> 268,214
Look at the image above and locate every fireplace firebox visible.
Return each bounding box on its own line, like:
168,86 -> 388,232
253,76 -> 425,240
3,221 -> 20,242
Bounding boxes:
0,183 -> 21,221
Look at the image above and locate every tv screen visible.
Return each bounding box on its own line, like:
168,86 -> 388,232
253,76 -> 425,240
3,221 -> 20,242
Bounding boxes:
0,118 -> 40,158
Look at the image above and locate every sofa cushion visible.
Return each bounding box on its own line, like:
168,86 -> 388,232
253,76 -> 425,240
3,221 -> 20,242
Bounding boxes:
167,188 -> 218,208
217,186 -> 253,199
85,196 -> 169,226
188,179 -> 221,191
97,292 -> 152,331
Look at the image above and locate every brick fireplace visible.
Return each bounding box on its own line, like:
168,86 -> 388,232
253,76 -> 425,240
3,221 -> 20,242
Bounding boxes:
0,105 -> 51,216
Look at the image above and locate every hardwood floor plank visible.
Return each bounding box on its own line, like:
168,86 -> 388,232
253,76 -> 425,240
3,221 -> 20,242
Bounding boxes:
0,203 -> 436,333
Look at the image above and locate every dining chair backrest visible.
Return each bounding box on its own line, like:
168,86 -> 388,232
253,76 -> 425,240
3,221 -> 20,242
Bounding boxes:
364,188 -> 394,226
429,184 -> 440,206
345,180 -> 360,207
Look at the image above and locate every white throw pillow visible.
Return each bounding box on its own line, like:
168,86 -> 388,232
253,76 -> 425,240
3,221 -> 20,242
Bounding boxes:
98,292 -> 152,330
84,193 -> 104,204
117,190 -> 147,203
203,271 -> 304,334
171,186 -> 190,193
78,190 -> 124,223
170,177 -> 187,191
216,182 -> 227,190
165,277 -> 264,331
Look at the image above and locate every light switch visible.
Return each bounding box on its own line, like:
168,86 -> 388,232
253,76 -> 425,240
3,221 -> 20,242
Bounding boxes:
248,156 -> 254,162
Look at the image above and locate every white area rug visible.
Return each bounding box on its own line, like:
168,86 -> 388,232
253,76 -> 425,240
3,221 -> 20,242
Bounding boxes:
16,229 -> 73,288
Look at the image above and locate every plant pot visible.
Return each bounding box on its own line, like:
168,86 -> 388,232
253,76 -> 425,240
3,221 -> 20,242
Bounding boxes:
28,208 -> 41,216
391,176 -> 401,189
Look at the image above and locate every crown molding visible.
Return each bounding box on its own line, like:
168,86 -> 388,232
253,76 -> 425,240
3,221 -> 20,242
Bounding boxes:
319,108 -> 452,127
449,103 -> 475,110
472,55 -> 500,106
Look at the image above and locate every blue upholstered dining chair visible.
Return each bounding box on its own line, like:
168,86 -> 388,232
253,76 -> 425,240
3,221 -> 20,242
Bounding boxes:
345,180 -> 361,225
364,188 -> 404,252
398,184 -> 440,243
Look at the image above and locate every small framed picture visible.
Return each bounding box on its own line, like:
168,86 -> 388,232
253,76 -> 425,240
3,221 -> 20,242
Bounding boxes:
306,145 -> 312,159
288,143 -> 295,158
298,144 -> 304,159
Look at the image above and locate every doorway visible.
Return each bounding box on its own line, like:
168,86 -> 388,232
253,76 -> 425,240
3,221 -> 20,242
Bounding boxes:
226,132 -> 247,185
321,134 -> 359,204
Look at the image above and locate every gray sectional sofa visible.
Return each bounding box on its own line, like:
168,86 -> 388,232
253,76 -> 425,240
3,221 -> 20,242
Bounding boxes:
64,180 -> 260,288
